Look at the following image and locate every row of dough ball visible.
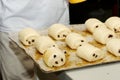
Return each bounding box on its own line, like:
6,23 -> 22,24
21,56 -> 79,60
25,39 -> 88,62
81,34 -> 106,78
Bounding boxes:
63,31 -> 105,62
38,24 -> 71,67
48,24 -> 105,62
85,18 -> 116,44
51,23 -> 119,61
35,37 -> 66,67
18,23 -> 71,46
18,23 -> 106,64
18,26 -> 67,67
18,23 -> 120,66
85,16 -> 120,34
85,17 -> 120,57
49,24 -> 106,62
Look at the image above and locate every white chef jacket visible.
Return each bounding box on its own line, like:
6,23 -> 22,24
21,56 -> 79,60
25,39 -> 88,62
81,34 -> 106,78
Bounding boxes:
0,0 -> 69,32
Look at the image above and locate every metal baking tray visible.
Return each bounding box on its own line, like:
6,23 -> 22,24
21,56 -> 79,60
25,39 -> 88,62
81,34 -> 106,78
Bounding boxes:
9,24 -> 120,73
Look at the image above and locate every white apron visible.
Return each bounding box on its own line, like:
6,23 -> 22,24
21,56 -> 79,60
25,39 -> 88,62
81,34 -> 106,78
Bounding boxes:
0,0 -> 69,80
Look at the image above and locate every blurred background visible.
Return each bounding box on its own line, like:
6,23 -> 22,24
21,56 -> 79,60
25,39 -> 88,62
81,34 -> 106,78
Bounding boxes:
69,0 -> 119,24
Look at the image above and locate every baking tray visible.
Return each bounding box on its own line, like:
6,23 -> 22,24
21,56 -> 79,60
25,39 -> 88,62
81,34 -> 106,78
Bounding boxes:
9,24 -> 120,73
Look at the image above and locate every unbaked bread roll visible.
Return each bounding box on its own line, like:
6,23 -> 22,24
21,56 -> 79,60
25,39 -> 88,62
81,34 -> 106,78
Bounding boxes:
18,28 -> 40,46
48,24 -> 71,40
105,16 -> 120,33
106,38 -> 120,56
93,27 -> 116,44
35,36 -> 57,54
85,18 -> 106,33
43,47 -> 66,67
65,32 -> 87,49
76,43 -> 105,62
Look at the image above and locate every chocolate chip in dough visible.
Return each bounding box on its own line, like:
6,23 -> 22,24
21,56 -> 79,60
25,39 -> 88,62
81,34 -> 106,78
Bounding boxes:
53,45 -> 56,47
58,35 -> 60,38
81,40 -> 84,42
93,53 -> 98,58
61,58 -> 63,62
108,34 -> 113,38
114,28 -> 117,32
96,25 -> 99,28
28,41 -> 31,44
55,61 -> 58,64
53,55 -> 56,58
118,49 -> 120,53
32,39 -> 35,42
95,55 -> 98,58
64,51 -> 67,54
93,53 -> 96,57
63,34 -> 66,37
79,45 -> 82,46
